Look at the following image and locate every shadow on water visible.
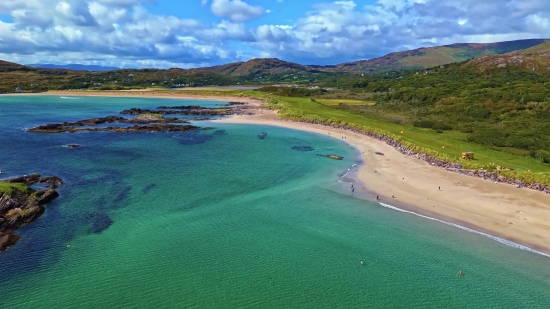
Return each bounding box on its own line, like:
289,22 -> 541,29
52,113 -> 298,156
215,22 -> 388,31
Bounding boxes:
173,129 -> 226,146
142,183 -> 157,194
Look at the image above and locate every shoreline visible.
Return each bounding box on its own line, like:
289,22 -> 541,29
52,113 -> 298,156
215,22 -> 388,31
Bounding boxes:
10,90 -> 550,256
213,111 -> 550,257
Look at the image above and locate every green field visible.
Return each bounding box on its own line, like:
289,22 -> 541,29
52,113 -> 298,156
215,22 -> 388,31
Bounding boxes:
315,98 -> 375,106
0,182 -> 31,195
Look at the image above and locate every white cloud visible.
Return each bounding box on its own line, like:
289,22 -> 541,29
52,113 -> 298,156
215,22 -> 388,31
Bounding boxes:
0,0 -> 549,67
210,0 -> 265,22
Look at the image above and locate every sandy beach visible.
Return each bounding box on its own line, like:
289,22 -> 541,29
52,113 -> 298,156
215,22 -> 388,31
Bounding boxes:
13,90 -> 550,255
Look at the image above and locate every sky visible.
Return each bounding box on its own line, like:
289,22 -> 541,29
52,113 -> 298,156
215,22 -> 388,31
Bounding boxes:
0,0 -> 549,69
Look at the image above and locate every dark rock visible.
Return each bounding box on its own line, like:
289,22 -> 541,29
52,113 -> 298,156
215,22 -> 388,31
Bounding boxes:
38,176 -> 63,185
63,144 -> 80,148
35,189 -> 59,205
291,146 -> 315,152
258,132 -> 267,139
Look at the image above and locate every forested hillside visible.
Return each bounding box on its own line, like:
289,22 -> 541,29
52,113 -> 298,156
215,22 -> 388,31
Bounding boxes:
261,61 -> 550,164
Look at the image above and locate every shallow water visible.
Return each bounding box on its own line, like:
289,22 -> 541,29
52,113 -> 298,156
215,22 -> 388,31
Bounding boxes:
1,95 -> 549,308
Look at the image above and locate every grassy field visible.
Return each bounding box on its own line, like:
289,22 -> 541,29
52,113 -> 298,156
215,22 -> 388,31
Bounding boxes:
0,182 -> 31,195
315,98 -> 375,106
150,89 -> 550,183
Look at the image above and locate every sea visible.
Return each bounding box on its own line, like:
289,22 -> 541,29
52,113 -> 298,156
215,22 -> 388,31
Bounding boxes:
0,95 -> 549,308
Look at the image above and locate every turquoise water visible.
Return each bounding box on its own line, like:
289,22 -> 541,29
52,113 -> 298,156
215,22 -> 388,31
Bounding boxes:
0,95 -> 549,308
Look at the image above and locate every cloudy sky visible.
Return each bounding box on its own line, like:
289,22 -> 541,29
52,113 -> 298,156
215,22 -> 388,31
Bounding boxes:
0,0 -> 548,68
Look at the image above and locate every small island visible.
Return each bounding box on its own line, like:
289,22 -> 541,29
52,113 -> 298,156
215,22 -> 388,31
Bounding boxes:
0,174 -> 62,251
27,114 -> 199,134
26,103 -> 253,134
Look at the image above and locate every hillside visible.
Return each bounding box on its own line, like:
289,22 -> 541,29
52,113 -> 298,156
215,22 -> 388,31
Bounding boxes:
0,62 -> 237,93
194,58 -> 334,83
329,39 -> 548,73
464,41 -> 550,73
29,63 -> 119,72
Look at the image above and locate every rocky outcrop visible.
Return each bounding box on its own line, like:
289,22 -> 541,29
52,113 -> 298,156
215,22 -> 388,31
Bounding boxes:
0,174 -> 62,251
27,114 -> 199,134
293,119 -> 550,195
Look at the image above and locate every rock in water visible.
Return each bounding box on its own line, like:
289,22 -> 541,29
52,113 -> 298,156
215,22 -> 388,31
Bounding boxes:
0,174 -> 62,251
258,132 -> 267,140
291,146 -> 315,152
62,144 -> 80,148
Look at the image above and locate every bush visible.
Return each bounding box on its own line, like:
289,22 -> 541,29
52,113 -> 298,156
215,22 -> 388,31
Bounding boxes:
413,120 -> 435,128
432,122 -> 453,131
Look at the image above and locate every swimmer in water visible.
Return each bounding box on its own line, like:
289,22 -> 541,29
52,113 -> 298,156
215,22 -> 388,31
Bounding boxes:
360,260 -> 364,265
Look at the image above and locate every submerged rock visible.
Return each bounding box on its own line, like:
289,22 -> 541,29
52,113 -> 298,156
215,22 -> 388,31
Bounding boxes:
89,212 -> 113,234
291,146 -> 315,152
258,132 -> 268,140
142,183 -> 156,194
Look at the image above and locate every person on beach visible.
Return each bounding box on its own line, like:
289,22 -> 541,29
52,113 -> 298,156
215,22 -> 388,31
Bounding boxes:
392,193 -> 395,198
376,195 -> 379,200
439,186 -> 441,191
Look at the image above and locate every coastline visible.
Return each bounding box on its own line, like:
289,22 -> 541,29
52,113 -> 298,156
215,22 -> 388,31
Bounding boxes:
10,90 -> 550,256
0,89 -> 263,105
213,106 -> 550,257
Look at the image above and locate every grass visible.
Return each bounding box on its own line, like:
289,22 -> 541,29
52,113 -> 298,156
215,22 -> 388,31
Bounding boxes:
0,182 -> 32,196
315,98 -> 375,106
139,113 -> 164,119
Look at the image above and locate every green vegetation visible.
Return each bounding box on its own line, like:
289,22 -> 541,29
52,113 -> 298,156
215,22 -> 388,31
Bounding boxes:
0,182 -> 31,196
316,98 -> 375,106
139,113 -> 164,119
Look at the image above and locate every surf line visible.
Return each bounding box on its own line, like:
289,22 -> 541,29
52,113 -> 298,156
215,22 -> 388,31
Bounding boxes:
379,202 -> 550,259
337,163 -> 359,183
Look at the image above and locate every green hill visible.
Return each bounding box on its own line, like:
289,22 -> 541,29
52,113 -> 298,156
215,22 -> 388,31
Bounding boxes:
330,39 -> 549,73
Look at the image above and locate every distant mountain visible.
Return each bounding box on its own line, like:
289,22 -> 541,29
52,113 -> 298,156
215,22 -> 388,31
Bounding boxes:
28,63 -> 119,72
464,41 -> 550,73
194,58 -> 326,77
328,39 -> 549,73
192,39 -> 549,76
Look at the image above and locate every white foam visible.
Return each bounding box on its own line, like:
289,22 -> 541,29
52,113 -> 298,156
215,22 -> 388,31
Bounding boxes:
341,163 -> 358,179
60,96 -> 78,99
379,202 -> 550,258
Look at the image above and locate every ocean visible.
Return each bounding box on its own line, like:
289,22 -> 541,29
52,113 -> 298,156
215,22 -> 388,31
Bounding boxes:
0,95 -> 549,308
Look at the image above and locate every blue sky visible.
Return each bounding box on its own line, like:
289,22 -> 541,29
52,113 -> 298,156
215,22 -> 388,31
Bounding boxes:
0,0 -> 548,68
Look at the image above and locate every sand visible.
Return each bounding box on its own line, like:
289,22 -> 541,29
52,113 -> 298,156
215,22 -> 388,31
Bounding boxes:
14,90 -> 550,255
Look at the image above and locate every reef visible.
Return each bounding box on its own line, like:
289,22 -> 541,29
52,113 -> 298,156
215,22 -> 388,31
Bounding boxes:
0,174 -> 62,251
291,146 -> 315,152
